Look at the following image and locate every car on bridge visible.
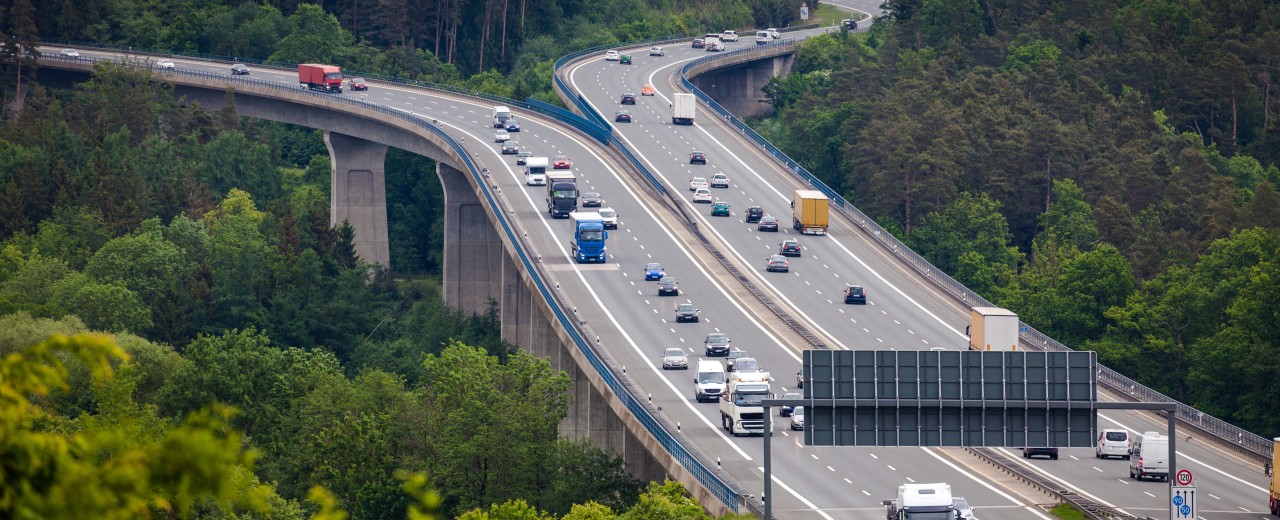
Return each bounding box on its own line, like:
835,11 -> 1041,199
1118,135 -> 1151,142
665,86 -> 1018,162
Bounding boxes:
779,392 -> 801,416
757,215 -> 779,231
581,192 -> 604,207
795,370 -> 804,388
614,110 -> 632,123
710,172 -> 729,187
693,188 -> 713,203
689,177 -> 708,191
733,357 -> 762,374
953,497 -> 975,519
641,84 -> 656,96
662,348 -> 688,370
1023,447 -> 1058,460
619,54 -> 632,65
690,151 -> 707,164
649,46 -> 665,56
721,30 -> 739,42
790,406 -> 805,430
675,303 -> 700,323
644,262 -> 665,281
766,28 -> 781,39
704,333 -> 731,356
231,63 -> 250,75
553,155 -> 572,169
516,150 -> 532,165
349,77 -> 368,91
766,254 -> 789,272
843,284 -> 867,304
621,92 -> 636,105
725,350 -> 749,371
604,50 -> 620,61
692,38 -> 705,48
60,48 -> 80,58
779,238 -> 802,257
505,120 -> 521,132
711,201 -> 731,216
494,130 -> 510,143
156,59 -> 175,70
501,141 -> 519,154
598,208 -> 618,229
656,278 -> 679,296
745,206 -> 763,223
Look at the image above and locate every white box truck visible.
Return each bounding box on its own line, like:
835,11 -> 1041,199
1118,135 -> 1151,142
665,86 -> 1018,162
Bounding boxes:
492,106 -> 512,127
967,307 -> 1019,351
524,156 -> 548,186
672,93 -> 696,125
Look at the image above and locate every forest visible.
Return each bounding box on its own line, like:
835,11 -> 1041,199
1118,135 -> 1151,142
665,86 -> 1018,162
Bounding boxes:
755,0 -> 1280,436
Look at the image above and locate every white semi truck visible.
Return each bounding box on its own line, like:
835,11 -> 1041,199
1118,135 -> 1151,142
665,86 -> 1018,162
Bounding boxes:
883,483 -> 955,519
719,370 -> 769,436
967,307 -> 1019,351
672,93 -> 696,125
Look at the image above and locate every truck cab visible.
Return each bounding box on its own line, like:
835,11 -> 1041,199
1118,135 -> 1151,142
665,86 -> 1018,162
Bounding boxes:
719,371 -> 770,436
546,172 -> 578,218
568,212 -> 607,263
884,483 -> 954,520
524,156 -> 548,186
492,106 -> 512,128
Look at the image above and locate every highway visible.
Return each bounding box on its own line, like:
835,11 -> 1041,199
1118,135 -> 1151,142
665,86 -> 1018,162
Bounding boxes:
46,15 -> 1273,517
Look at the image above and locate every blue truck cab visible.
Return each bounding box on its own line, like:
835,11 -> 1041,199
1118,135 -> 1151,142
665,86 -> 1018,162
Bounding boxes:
569,212 -> 608,263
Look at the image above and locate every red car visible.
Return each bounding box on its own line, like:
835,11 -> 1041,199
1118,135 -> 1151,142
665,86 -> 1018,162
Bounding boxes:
553,155 -> 572,169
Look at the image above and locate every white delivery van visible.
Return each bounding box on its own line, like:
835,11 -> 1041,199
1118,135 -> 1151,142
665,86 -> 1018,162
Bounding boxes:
524,156 -> 549,186
1129,431 -> 1169,480
694,359 -> 727,402
492,106 -> 512,128
756,31 -> 771,44
1096,429 -> 1131,459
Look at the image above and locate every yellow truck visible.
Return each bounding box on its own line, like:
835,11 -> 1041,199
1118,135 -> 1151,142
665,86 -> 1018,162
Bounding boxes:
792,190 -> 829,235
1268,437 -> 1279,515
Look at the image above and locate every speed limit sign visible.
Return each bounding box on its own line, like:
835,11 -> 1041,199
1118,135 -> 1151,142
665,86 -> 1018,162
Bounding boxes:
1175,469 -> 1194,486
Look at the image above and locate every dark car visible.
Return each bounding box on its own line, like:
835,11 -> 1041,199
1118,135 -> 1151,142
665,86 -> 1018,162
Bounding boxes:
780,392 -> 801,416
505,120 -> 521,132
779,238 -> 802,257
230,63 -> 250,75
1023,447 -> 1059,460
657,278 -> 679,296
675,303 -> 700,323
692,38 -> 705,48
766,254 -> 789,272
501,141 -> 519,154
796,370 -> 804,388
621,93 -> 636,105
843,285 -> 867,304
841,18 -> 858,30
615,110 -> 632,123
704,333 -> 731,355
725,350 -> 748,371
349,77 -> 368,91
516,151 -> 532,165
582,192 -> 604,207
757,215 -> 779,232
745,206 -> 763,223
689,151 -> 707,164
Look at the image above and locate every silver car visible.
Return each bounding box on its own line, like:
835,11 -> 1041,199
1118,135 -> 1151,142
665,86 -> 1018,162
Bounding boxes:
649,46 -> 665,56
953,497 -> 975,519
662,347 -> 688,370
790,406 -> 805,430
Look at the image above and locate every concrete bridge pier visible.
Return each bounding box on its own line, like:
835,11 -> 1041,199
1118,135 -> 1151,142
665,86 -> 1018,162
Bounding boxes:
325,131 -> 391,268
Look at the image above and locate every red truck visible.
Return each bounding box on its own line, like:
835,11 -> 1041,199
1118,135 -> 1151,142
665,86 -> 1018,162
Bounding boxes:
298,64 -> 343,93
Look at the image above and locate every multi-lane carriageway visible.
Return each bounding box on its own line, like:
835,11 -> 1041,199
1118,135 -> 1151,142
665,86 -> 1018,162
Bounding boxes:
52,19 -> 1268,519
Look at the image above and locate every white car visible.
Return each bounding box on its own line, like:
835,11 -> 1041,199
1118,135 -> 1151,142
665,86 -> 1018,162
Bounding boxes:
710,173 -> 730,188
156,59 -> 175,69
952,497 -> 975,519
689,177 -> 709,191
604,50 -> 620,61
692,188 -> 713,203
662,348 -> 688,370
766,28 -> 781,39
598,207 -> 618,229
649,46 -> 665,56
495,130 -> 510,143
721,30 -> 739,42
790,406 -> 805,430
60,48 -> 80,58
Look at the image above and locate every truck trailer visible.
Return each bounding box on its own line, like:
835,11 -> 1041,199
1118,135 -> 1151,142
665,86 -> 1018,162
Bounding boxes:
883,483 -> 954,520
792,190 -> 829,235
298,64 -> 343,93
719,371 -> 769,436
1267,437 -> 1279,514
569,212 -> 608,263
967,307 -> 1019,351
546,172 -> 578,218
672,93 -> 696,125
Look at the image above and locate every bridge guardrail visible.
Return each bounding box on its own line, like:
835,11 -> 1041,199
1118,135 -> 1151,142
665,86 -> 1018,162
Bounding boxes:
40,53 -> 744,511
676,41 -> 1274,461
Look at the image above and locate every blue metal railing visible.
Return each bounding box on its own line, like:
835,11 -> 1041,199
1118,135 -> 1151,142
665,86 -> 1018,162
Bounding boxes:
674,40 -> 1274,459
39,53 -> 742,510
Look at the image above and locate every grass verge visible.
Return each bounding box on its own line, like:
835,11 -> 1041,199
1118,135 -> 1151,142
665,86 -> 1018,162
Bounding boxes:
1049,503 -> 1088,520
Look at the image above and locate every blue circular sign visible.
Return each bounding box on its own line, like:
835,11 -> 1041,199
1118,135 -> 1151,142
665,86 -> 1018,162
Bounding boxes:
1180,505 -> 1191,515
1172,496 -> 1184,506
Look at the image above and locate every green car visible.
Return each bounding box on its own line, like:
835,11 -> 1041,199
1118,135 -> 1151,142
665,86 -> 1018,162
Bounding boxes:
711,201 -> 731,216
620,54 -> 632,64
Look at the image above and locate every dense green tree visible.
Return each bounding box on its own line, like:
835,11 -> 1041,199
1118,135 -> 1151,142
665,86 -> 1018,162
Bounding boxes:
269,3 -> 356,65
1039,179 -> 1099,252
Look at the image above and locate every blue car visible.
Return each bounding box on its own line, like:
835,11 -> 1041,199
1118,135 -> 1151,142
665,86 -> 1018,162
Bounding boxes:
505,120 -> 521,132
644,262 -> 665,281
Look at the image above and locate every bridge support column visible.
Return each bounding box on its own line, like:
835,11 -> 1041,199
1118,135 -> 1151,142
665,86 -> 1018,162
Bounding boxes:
325,131 -> 390,268
439,162 -> 505,315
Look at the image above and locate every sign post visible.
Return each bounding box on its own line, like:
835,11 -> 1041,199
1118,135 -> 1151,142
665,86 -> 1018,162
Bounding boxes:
800,2 -> 809,21
1171,485 -> 1197,519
